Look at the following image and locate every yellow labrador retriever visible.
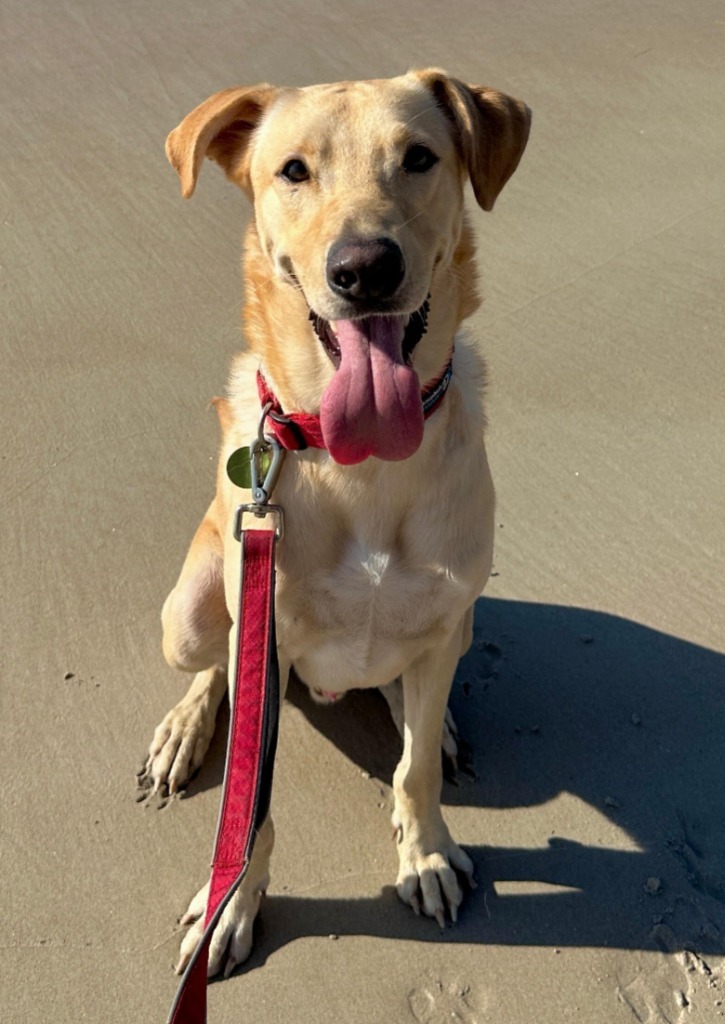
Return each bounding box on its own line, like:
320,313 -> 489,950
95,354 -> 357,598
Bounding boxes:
142,69 -> 530,977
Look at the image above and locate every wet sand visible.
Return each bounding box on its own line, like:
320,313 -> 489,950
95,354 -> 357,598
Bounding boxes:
3,1 -> 725,1021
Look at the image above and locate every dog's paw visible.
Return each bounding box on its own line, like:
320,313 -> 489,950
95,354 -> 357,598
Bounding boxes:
175,876 -> 267,978
394,822 -> 475,927
136,694 -> 217,797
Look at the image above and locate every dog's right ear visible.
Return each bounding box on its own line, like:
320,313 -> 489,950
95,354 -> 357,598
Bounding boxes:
166,85 -> 276,199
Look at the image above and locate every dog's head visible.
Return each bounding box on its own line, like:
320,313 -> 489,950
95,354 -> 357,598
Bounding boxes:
167,70 -> 530,463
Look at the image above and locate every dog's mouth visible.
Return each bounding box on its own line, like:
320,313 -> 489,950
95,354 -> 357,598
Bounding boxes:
304,300 -> 432,466
308,297 -> 430,368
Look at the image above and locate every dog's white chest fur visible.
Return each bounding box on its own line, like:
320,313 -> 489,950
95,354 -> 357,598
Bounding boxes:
273,445 -> 492,692
357,546 -> 390,586
281,537 -> 474,692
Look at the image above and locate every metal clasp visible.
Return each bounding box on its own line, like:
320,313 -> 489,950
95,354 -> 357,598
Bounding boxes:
234,402 -> 286,541
234,502 -> 284,541
250,434 -> 285,505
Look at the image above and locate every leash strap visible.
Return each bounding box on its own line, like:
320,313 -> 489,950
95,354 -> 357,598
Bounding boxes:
167,528 -> 280,1024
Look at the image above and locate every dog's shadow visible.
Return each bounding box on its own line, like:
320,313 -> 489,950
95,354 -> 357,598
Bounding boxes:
206,597 -> 725,966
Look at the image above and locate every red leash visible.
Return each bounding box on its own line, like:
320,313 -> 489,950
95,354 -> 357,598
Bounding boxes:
166,526 -> 280,1024
163,351 -> 454,1020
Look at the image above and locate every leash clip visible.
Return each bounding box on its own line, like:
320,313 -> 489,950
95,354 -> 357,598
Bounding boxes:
250,401 -> 286,505
234,402 -> 286,542
250,434 -> 285,506
234,502 -> 284,541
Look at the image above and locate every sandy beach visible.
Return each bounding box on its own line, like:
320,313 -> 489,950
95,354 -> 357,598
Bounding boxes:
3,1 -> 725,1021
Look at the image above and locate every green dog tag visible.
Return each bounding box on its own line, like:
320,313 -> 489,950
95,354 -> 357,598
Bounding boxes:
226,446 -> 272,489
227,446 -> 252,488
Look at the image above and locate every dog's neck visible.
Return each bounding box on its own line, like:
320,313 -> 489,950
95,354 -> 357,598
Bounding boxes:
240,219 -> 480,414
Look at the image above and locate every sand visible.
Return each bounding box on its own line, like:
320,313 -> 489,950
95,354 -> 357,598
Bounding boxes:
2,1 -> 725,1022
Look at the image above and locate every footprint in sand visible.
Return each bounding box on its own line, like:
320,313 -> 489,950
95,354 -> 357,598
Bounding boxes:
617,924 -> 723,1024
407,975 -> 485,1024
617,962 -> 690,1024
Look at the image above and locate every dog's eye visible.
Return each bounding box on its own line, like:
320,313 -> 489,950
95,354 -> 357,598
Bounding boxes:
280,159 -> 310,183
403,145 -> 439,174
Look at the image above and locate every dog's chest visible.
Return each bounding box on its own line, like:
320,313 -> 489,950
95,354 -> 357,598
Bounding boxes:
315,537 -> 461,630
277,531 -> 475,690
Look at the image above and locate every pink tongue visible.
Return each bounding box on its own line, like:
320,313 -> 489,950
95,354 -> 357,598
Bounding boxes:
320,316 -> 424,465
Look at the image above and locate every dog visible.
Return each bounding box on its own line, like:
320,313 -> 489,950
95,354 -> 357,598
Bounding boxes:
141,69 -> 530,977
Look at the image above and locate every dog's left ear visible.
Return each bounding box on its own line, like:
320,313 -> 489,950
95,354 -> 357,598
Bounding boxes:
166,85 -> 276,199
413,69 -> 531,211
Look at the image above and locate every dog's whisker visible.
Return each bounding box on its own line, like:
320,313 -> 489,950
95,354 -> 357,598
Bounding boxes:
401,104 -> 440,129
396,210 -> 425,231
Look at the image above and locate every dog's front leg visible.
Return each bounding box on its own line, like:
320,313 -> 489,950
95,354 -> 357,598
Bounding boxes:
175,812 -> 275,977
393,622 -> 475,926
176,637 -> 291,978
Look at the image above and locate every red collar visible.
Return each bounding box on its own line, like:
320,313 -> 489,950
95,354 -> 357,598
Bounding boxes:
256,358 -> 453,451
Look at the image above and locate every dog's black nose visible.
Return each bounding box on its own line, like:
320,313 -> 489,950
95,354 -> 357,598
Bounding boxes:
326,238 -> 405,302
